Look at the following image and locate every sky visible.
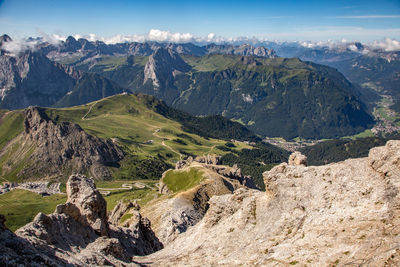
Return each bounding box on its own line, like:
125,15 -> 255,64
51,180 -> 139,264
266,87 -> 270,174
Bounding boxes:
0,0 -> 400,43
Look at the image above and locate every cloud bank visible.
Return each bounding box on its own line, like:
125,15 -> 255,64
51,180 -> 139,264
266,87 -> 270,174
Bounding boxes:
371,38 -> 400,51
2,29 -> 400,53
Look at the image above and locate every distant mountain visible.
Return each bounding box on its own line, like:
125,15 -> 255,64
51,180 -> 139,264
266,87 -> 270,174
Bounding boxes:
267,42 -> 399,112
53,73 -> 126,108
42,36 -> 277,62
75,48 -> 373,139
0,50 -> 77,109
0,35 -> 375,139
0,49 -> 124,109
327,52 -> 400,112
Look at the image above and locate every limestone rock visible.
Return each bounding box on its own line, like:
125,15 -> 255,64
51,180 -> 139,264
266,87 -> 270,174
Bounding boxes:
135,140 -> 400,266
0,214 -> 67,266
288,151 -> 307,166
11,174 -> 162,266
75,237 -> 139,267
194,154 -> 221,165
109,200 -> 139,226
56,174 -> 109,236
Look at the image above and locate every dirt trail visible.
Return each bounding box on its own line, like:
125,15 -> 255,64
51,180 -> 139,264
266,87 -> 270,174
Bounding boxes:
97,182 -> 155,195
81,101 -> 98,120
152,128 -> 183,160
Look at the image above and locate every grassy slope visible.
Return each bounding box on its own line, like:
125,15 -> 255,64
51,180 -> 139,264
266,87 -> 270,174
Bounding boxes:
162,168 -> 204,193
44,94 -> 252,177
0,111 -> 24,150
0,190 -> 66,232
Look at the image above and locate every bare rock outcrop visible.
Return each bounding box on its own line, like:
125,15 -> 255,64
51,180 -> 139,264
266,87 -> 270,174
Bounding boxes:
288,151 -> 307,166
194,154 -> 221,165
142,156 -> 257,245
0,214 -> 68,266
55,174 -> 109,236
143,48 -> 191,88
13,107 -> 125,180
109,200 -> 139,226
135,140 -> 400,266
11,174 -> 162,266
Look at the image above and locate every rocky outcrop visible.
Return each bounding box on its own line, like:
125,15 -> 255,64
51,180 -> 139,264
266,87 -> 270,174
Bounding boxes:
109,200 -> 139,226
143,48 -> 191,88
56,174 -> 109,236
288,151 -> 307,166
0,214 -> 68,266
142,155 -> 257,245
19,107 -> 124,180
135,140 -> 400,266
9,174 -> 161,266
193,154 -> 221,165
175,154 -> 256,189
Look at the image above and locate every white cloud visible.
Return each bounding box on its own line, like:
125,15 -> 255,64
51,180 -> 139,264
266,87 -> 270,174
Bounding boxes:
1,32 -> 65,54
371,38 -> 400,51
3,29 -> 400,53
147,29 -> 194,43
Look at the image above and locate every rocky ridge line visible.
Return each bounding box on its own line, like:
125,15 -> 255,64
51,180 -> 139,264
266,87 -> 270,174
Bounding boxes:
13,106 -> 124,180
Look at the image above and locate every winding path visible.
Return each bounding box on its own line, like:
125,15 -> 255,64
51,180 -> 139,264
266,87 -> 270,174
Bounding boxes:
152,128 -> 183,160
81,101 -> 98,120
97,182 -> 155,196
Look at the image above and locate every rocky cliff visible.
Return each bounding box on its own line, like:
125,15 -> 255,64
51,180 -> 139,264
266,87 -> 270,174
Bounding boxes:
135,140 -> 400,266
0,174 -> 162,266
0,50 -> 77,109
143,47 -> 191,89
0,106 -> 124,180
0,48 -> 124,110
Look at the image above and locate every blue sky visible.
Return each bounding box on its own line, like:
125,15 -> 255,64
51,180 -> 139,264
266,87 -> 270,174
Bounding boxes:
0,0 -> 399,42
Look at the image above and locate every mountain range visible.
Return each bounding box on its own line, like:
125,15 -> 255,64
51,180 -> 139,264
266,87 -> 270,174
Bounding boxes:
1,34 -> 393,140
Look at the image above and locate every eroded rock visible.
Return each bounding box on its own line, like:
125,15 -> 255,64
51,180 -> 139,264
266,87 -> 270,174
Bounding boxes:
11,174 -> 162,266
288,151 -> 307,166
135,140 -> 400,266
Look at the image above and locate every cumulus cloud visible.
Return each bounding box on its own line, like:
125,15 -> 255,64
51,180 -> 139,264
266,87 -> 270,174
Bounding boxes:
70,29 -> 248,45
71,30 -> 197,44
371,38 -> 400,51
2,32 -> 64,54
147,29 -> 194,43
2,38 -> 40,54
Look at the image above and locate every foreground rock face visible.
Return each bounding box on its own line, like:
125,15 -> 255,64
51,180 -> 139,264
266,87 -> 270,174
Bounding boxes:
1,174 -> 162,266
135,140 -> 400,266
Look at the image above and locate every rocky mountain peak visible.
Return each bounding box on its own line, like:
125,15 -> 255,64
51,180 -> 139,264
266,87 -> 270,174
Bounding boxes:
288,151 -> 307,166
0,34 -> 12,47
20,106 -> 125,180
143,47 -> 191,88
0,49 -> 77,109
60,35 -> 82,52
